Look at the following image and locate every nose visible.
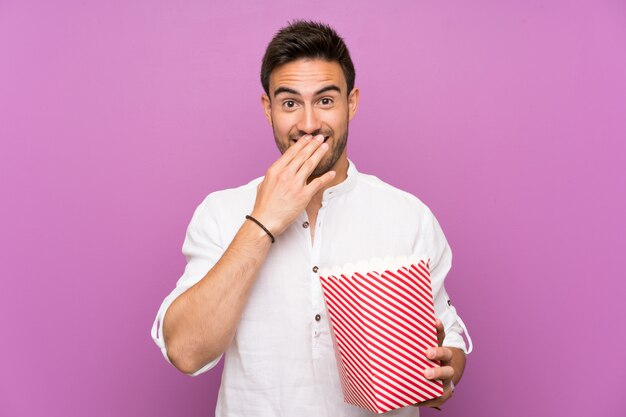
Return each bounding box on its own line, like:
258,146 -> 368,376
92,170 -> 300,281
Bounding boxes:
296,105 -> 322,135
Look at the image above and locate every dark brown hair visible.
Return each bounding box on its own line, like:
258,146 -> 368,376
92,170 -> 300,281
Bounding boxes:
260,20 -> 356,96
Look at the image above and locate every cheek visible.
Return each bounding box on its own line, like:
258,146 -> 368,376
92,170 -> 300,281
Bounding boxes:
325,111 -> 348,131
271,112 -> 296,135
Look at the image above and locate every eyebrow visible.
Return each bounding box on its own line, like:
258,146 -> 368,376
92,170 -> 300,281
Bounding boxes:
273,84 -> 342,98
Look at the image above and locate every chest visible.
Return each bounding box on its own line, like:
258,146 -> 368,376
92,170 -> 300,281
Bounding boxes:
307,211 -> 318,244
306,202 -> 322,244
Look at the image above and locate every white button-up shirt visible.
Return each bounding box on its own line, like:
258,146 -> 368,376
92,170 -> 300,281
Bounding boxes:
151,160 -> 471,417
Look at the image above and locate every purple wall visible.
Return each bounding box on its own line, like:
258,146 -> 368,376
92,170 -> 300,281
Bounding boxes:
1,1 -> 624,416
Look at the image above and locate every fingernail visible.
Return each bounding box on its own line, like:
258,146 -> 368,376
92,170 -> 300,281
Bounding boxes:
425,369 -> 434,378
427,348 -> 436,358
321,143 -> 328,150
303,135 -> 312,140
315,135 -> 324,142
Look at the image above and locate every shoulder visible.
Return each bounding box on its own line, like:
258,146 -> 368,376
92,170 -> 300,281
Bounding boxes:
349,169 -> 449,256
354,171 -> 434,217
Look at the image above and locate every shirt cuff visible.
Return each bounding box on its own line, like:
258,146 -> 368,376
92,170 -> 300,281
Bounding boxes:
150,291 -> 223,376
441,304 -> 473,355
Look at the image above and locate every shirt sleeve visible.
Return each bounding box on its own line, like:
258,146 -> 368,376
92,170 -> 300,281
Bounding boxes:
415,208 -> 473,354
150,193 -> 226,376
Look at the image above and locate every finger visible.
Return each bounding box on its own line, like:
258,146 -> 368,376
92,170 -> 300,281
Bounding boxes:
285,134 -> 326,175
435,318 -> 445,346
424,365 -> 454,381
304,169 -> 336,195
295,139 -> 331,181
270,134 -> 312,170
426,346 -> 454,362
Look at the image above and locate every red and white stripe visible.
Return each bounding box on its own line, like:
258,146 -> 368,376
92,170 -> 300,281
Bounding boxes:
320,260 -> 443,414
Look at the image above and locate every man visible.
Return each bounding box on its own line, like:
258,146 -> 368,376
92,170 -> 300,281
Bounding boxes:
151,20 -> 472,416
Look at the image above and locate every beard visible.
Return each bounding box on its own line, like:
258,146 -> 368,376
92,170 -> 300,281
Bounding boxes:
310,127 -> 347,178
273,123 -> 349,180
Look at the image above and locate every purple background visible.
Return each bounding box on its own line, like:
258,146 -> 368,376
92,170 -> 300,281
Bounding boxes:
1,1 -> 625,416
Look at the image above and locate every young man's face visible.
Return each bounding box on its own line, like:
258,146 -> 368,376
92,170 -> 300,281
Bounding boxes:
261,58 -> 360,178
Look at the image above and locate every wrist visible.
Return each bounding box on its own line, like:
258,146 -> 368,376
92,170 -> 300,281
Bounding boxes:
249,210 -> 282,236
245,214 -> 275,243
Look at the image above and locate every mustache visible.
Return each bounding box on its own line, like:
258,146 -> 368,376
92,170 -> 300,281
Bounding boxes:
289,129 -> 334,141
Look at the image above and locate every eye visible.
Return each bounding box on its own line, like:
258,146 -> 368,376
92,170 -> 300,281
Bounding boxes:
319,97 -> 333,106
282,100 -> 297,109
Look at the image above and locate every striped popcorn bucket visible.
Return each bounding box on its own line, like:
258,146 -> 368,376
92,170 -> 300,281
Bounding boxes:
319,257 -> 443,413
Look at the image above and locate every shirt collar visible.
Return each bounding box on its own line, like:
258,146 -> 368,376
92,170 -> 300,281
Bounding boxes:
322,159 -> 358,201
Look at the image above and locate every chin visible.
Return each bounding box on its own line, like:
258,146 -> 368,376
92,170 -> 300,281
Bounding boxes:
311,157 -> 337,178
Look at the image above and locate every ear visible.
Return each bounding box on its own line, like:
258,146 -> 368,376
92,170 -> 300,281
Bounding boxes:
347,87 -> 360,121
261,93 -> 272,126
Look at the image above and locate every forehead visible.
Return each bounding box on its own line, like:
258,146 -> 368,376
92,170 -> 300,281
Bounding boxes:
269,58 -> 347,96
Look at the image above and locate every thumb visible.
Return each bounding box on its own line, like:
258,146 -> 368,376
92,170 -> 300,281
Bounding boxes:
306,170 -> 336,195
435,318 -> 445,347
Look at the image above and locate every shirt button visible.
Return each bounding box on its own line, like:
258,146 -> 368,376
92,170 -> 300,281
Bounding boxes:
302,221 -> 309,228
312,266 -> 319,273
315,314 -> 321,321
